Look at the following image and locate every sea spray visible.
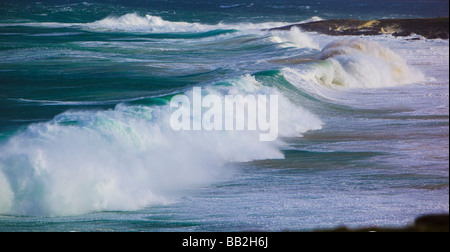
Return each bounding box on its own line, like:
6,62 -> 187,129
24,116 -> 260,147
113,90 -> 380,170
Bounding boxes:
269,27 -> 320,50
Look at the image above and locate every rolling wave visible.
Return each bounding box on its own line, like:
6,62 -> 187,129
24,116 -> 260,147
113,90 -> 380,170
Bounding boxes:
0,13 -> 291,35
0,73 -> 323,216
315,39 -> 424,88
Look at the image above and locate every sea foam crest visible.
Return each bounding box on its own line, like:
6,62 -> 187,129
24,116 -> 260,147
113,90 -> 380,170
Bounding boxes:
84,13 -> 292,34
86,13 -> 214,33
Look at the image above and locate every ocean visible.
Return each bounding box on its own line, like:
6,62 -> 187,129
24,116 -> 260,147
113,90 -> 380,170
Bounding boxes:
0,0 -> 448,232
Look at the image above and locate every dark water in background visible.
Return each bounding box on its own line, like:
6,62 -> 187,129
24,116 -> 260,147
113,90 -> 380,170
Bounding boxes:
1,0 -> 449,24
0,0 -> 448,231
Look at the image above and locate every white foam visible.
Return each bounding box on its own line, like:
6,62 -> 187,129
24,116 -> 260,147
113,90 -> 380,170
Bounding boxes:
0,22 -> 82,28
207,74 -> 323,137
282,66 -> 344,102
269,27 -> 320,49
85,13 -> 296,34
220,4 -> 242,9
313,39 -> 425,88
85,13 -> 214,33
0,74 -> 322,216
0,170 -> 13,214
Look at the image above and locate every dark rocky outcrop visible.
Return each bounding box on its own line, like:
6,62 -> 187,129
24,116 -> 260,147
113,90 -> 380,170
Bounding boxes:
317,214 -> 449,232
269,17 -> 449,39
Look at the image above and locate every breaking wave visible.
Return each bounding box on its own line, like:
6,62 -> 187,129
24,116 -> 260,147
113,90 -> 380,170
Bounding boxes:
0,73 -> 322,216
314,39 -> 424,88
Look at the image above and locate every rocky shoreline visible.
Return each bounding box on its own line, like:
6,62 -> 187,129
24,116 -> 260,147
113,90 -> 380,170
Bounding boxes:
269,17 -> 449,39
317,214 -> 449,232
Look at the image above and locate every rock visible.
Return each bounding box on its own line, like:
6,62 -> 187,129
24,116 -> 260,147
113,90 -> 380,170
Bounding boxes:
268,17 -> 449,39
415,214 -> 449,232
315,214 -> 449,232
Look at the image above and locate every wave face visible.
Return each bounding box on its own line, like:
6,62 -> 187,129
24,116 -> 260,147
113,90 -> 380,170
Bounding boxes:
0,10 -> 440,218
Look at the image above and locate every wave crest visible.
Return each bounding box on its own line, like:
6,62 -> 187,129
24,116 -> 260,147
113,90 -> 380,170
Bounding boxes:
315,39 -> 424,88
86,13 -> 213,33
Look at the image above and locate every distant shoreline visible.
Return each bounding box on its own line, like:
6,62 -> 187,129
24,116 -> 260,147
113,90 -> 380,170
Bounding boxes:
269,17 -> 449,39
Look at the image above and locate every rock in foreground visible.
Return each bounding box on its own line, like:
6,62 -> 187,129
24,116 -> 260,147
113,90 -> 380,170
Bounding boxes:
317,214 -> 449,232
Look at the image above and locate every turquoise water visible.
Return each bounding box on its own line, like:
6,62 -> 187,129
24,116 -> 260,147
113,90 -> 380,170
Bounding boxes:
0,0 -> 448,231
